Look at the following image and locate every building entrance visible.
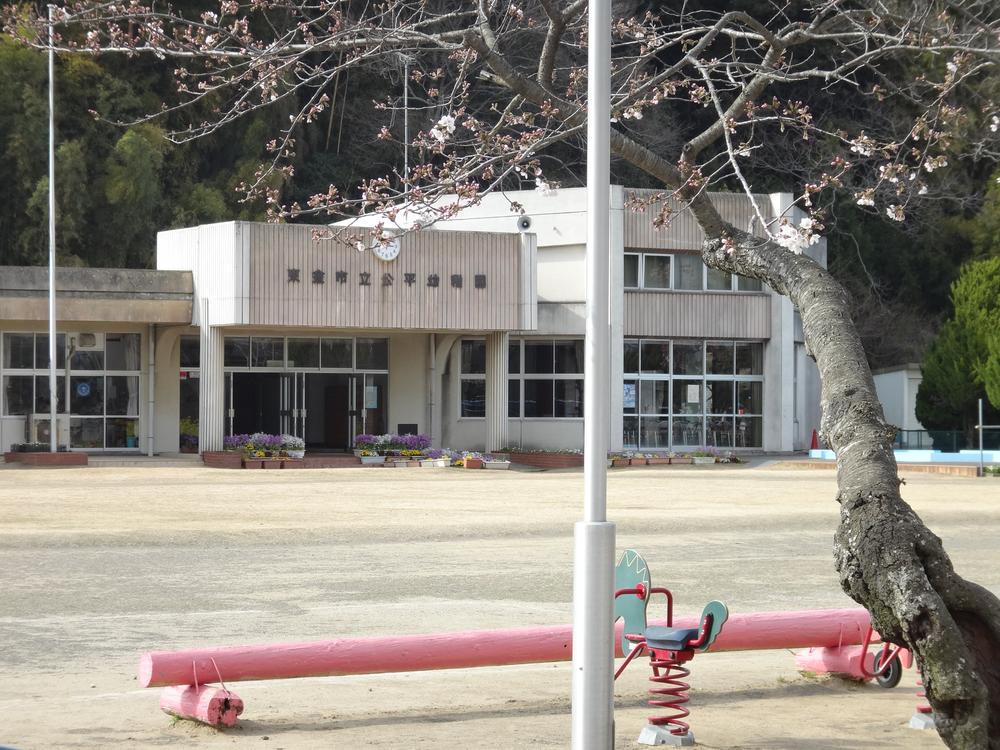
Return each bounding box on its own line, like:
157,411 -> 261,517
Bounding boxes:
302,373 -> 388,451
226,371 -> 388,451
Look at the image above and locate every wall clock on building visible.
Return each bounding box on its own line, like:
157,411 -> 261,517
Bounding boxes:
371,237 -> 400,262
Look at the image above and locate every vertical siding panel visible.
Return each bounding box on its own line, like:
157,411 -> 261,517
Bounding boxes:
246,223 -> 528,331
624,292 -> 770,339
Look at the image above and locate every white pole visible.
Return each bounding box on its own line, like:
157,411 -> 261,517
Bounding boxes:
47,4 -> 57,453
570,0 -> 615,744
403,57 -> 409,191
979,398 -> 984,478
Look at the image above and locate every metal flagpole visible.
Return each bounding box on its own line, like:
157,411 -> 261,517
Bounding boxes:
570,0 -> 615,744
47,4 -> 57,453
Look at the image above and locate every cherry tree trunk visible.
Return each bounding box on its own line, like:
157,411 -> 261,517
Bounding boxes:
701,226 -> 1000,749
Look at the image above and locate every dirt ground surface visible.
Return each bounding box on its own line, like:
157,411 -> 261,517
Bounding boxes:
1,461 -> 998,749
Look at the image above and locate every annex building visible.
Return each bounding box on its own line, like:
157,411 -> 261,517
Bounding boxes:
0,187 -> 823,455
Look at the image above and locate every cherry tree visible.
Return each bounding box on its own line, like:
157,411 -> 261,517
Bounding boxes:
6,1 -> 999,745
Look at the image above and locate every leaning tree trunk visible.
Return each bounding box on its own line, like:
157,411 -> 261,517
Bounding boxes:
700,225 -> 1000,749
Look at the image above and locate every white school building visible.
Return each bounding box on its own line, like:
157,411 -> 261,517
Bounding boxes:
0,187 -> 824,455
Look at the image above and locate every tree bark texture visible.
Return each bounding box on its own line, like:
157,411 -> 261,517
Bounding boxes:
698,220 -> 1000,749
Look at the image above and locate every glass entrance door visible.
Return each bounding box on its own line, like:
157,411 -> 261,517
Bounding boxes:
279,372 -> 306,437
354,373 -> 388,438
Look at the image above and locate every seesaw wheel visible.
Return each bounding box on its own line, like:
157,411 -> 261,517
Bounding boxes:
873,652 -> 903,689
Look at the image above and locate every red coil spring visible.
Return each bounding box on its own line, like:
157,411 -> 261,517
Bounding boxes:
647,652 -> 691,736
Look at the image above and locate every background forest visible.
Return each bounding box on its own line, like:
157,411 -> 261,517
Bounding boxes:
1,0 -> 998,378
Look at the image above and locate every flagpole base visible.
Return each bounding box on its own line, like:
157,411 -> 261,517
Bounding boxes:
571,520 -> 617,750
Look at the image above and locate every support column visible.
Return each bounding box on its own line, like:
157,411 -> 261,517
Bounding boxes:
485,331 -> 509,452
198,300 -> 225,453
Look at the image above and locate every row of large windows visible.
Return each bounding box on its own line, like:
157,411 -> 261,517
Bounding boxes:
2,331 -> 142,449
190,336 -> 390,371
624,251 -> 763,293
624,339 -> 763,376
624,339 -> 765,449
460,339 -> 585,419
459,338 -> 765,443
2,375 -> 139,417
3,332 -> 142,371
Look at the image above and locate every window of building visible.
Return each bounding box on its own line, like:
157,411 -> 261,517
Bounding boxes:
674,253 -> 703,290
179,336 -> 200,368
624,250 -> 765,293
624,254 -> 640,289
622,338 -> 764,450
460,339 -> 486,418
321,338 -> 353,369
3,333 -> 36,369
643,255 -> 671,289
34,334 -> 67,369
287,338 -> 320,368
251,337 -> 285,368
509,338 -> 584,419
356,338 -> 389,371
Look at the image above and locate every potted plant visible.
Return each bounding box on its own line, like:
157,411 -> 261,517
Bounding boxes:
461,452 -> 485,469
400,448 -> 424,466
281,434 -> 305,459
647,454 -> 670,465
629,453 -> 648,466
353,433 -> 379,456
420,449 -> 450,468
669,452 -> 693,465
179,418 -> 199,453
358,449 -> 385,465
482,454 -> 511,470
611,453 -> 630,468
689,448 -> 719,465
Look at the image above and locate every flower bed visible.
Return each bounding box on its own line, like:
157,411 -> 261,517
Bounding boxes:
223,433 -> 305,460
505,450 -> 584,469
354,432 -> 432,457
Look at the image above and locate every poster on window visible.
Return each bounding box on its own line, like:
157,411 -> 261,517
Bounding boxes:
623,383 -> 636,409
686,384 -> 699,403
365,385 -> 379,409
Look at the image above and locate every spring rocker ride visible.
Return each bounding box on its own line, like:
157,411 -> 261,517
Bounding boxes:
138,549 -> 921,735
613,549 -> 728,746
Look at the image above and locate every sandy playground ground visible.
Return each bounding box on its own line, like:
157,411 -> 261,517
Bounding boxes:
0,460 -> 998,749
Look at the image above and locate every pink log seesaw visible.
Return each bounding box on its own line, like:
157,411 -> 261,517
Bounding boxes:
140,607 -> 879,726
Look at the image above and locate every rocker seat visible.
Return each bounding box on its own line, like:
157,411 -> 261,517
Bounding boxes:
643,626 -> 700,650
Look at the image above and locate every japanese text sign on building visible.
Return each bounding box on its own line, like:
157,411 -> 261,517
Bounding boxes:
287,269 -> 486,290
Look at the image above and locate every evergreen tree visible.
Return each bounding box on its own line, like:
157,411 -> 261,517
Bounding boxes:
916,257 -> 1000,445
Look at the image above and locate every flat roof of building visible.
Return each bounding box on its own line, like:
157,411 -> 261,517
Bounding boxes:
0,266 -> 193,324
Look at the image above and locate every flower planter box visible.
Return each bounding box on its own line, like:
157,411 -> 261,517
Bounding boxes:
202,451 -> 244,469
464,458 -> 485,469
244,458 -> 283,469
670,457 -> 693,465
483,460 -> 510,470
611,458 -> 630,468
7,451 -> 88,467
281,458 -> 305,469
508,452 -> 584,469
647,457 -> 670,465
692,456 -> 716,465
388,460 -> 410,468
286,450 -> 305,459
420,458 -> 449,468
360,455 -> 386,466
629,457 -> 648,466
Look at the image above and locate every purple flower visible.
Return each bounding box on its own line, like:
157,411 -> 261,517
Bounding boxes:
354,434 -> 378,447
